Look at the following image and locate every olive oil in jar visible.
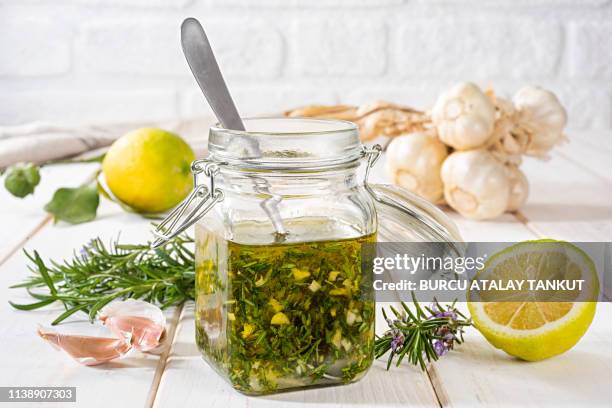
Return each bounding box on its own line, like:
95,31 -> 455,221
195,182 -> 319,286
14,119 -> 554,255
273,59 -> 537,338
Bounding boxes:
195,219 -> 376,395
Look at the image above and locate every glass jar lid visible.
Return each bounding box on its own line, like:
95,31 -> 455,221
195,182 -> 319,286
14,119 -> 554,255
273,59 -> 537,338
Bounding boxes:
370,183 -> 465,255
208,117 -> 362,170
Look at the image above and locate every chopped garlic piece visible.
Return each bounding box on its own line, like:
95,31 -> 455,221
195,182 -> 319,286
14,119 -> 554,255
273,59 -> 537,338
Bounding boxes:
228,312 -> 236,321
292,268 -> 311,281
331,328 -> 342,349
241,323 -> 256,338
308,280 -> 321,292
329,288 -> 348,296
341,338 -> 352,352
346,310 -> 357,326
271,312 -> 290,325
328,271 -> 340,281
268,298 -> 284,312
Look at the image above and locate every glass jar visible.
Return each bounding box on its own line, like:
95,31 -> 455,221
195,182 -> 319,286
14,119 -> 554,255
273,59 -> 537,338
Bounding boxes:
153,117 -> 461,395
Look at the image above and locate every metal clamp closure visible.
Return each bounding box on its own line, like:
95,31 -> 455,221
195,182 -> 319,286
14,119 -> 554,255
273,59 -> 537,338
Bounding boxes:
152,146 -> 381,248
362,144 -> 382,186
151,159 -> 224,248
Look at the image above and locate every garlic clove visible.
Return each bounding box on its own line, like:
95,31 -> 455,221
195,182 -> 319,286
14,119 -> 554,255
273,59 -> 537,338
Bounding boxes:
505,165 -> 529,212
441,150 -> 510,220
432,82 -> 496,151
385,132 -> 448,203
38,327 -> 131,366
99,299 -> 166,352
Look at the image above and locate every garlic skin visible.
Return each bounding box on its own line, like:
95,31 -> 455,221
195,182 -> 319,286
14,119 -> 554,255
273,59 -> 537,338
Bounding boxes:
513,86 -> 567,156
385,132 -> 448,203
99,299 -> 166,352
38,328 -> 131,366
441,150 -> 510,220
432,82 -> 496,150
506,165 -> 529,212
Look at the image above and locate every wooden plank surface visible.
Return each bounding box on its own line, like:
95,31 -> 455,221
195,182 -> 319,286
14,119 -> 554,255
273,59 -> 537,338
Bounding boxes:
0,132 -> 610,408
0,182 -> 180,408
0,164 -> 99,264
426,147 -> 612,407
556,131 -> 612,184
430,303 -> 612,408
153,303 -> 441,408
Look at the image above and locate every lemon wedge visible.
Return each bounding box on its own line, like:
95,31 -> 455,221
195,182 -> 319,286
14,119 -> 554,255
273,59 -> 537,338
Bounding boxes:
468,240 -> 599,361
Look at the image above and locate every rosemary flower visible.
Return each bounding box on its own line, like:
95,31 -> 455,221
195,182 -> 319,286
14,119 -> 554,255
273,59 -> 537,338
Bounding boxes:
433,340 -> 448,356
375,294 -> 472,371
390,332 -> 405,352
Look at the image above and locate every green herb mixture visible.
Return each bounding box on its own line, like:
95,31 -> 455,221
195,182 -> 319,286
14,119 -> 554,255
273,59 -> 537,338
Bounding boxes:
195,232 -> 376,394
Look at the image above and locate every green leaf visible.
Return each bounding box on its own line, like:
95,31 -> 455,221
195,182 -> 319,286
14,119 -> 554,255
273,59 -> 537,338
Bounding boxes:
3,162 -> 41,198
44,184 -> 100,224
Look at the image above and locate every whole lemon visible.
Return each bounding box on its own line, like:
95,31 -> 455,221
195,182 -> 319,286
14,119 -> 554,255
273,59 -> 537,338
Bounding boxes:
102,128 -> 195,213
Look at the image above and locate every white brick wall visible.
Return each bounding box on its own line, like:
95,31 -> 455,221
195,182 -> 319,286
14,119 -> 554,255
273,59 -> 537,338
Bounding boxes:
0,0 -> 611,131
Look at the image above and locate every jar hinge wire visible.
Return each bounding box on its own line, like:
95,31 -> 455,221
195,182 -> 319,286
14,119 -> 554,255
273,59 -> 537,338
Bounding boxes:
151,159 -> 224,248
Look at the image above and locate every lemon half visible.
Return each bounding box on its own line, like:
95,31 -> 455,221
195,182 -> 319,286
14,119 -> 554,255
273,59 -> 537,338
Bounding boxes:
468,240 -> 599,361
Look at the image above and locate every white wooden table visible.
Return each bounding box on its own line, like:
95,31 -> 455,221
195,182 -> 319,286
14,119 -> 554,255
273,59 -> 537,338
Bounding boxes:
0,131 -> 611,407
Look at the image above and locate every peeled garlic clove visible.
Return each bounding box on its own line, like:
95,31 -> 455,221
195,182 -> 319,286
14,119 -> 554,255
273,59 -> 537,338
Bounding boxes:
513,86 -> 567,156
38,327 -> 131,366
441,150 -> 510,220
386,132 -> 448,203
99,299 -> 166,352
432,82 -> 496,150
506,165 -> 529,212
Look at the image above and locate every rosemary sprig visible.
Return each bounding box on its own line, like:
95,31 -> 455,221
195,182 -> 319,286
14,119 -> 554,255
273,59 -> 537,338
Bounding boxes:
9,234 -> 195,325
375,293 -> 472,371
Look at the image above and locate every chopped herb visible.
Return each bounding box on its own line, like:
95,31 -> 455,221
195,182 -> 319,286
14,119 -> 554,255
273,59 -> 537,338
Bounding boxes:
195,232 -> 377,395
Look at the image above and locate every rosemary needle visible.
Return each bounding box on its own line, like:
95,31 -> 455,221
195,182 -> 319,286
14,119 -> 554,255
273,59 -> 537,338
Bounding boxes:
9,234 -> 195,325
375,293 -> 472,371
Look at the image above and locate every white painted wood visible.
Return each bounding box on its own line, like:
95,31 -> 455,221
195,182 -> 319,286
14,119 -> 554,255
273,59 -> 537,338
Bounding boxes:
2,131 -> 612,408
557,131 -> 612,185
520,154 -> 612,242
446,212 -> 535,242
431,302 -> 612,408
153,302 -> 440,408
0,197 -> 174,408
0,163 -> 99,263
422,145 -> 612,407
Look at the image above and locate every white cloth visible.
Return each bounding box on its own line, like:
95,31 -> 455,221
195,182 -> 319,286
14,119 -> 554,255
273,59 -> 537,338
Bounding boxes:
0,117 -> 216,168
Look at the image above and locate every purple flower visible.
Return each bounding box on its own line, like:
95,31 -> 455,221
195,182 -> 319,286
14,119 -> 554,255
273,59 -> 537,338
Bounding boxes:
390,333 -> 404,352
443,332 -> 455,342
79,239 -> 97,262
433,309 -> 457,321
79,246 -> 89,262
433,340 -> 448,357
443,310 -> 458,320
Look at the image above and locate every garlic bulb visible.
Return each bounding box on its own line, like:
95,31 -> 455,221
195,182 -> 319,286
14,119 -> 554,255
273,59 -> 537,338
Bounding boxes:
432,82 -> 496,150
513,86 -> 567,156
386,132 -> 448,203
505,165 -> 529,212
441,150 -> 510,220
